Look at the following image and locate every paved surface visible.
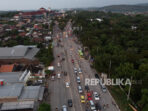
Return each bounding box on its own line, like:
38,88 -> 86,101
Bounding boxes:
48,21 -> 120,111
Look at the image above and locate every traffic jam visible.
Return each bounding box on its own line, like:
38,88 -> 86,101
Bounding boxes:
51,38 -> 103,111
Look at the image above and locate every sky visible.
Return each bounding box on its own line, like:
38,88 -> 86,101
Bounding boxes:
0,0 -> 148,10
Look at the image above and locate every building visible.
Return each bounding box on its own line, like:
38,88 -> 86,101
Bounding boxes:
0,83 -> 44,111
19,8 -> 48,19
0,70 -> 31,84
0,45 -> 40,65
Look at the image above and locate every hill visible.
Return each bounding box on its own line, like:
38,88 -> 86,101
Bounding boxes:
98,4 -> 148,13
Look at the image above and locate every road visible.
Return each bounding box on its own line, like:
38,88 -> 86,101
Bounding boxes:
48,21 -> 120,111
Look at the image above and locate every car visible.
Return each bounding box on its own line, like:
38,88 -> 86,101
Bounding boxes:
62,58 -> 65,61
71,59 -> 74,63
85,109 -> 91,111
89,100 -> 96,110
87,92 -> 92,101
100,83 -> 107,93
76,76 -> 81,84
78,85 -> 83,93
85,85 -> 89,91
57,62 -> 60,67
66,82 -> 70,88
74,67 -> 77,74
62,105 -> 67,111
78,68 -> 82,74
95,102 -> 101,111
64,71 -> 67,76
93,92 -> 100,100
51,76 -> 55,80
102,85 -> 107,92
57,55 -> 60,58
57,73 -> 61,78
95,73 -> 99,79
80,95 -> 85,103
68,99 -> 73,107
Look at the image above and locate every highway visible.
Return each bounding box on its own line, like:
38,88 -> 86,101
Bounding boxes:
48,20 -> 120,111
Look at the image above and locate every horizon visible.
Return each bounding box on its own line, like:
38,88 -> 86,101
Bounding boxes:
0,0 -> 148,11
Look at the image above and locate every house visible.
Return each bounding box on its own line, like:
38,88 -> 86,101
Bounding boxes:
0,45 -> 40,65
131,26 -> 137,30
96,18 -> 103,22
0,24 -> 4,32
33,37 -> 44,43
19,32 -> 26,37
13,14 -> 20,21
44,36 -> 52,41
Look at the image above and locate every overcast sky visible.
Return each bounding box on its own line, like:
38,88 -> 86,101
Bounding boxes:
0,0 -> 148,10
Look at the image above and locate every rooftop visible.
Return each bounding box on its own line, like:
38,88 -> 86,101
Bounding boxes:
0,83 -> 24,98
0,83 -> 44,102
0,71 -> 26,84
0,64 -> 14,73
0,101 -> 35,111
20,86 -> 44,101
0,45 -> 39,60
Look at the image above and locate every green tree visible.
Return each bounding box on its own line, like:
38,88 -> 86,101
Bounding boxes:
38,103 -> 51,111
138,89 -> 148,111
115,62 -> 136,78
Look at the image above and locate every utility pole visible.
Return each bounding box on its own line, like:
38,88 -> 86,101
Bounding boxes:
127,76 -> 133,101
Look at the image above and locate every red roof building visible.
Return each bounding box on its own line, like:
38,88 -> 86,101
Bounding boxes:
20,8 -> 48,18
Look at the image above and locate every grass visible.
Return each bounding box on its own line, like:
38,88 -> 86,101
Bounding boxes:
108,86 -> 133,111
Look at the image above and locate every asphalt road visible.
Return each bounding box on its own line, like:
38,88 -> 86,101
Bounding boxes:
48,21 -> 120,111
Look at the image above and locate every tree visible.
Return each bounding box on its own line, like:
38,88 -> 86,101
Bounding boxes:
138,89 -> 148,111
45,70 -> 51,75
115,62 -> 136,78
38,103 -> 51,111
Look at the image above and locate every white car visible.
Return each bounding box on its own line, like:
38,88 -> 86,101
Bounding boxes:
90,100 -> 96,110
51,76 -> 55,80
78,68 -> 82,74
66,82 -> 70,88
93,92 -> 100,100
76,76 -> 81,84
78,85 -> 83,93
74,68 -> 77,74
62,105 -> 67,111
57,62 -> 60,67
57,73 -> 61,78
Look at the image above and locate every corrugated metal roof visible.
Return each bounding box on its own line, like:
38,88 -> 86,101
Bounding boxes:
0,101 -> 34,110
0,72 -> 23,83
20,86 -> 44,100
39,87 -> 45,101
0,83 -> 24,98
0,45 -> 39,60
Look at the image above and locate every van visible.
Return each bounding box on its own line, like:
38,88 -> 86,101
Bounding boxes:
62,105 -> 67,111
89,100 -> 96,110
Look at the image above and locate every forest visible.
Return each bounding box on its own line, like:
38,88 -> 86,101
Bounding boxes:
70,11 -> 148,111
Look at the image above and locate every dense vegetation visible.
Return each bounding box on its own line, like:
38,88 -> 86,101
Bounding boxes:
37,44 -> 54,67
0,11 -> 18,17
98,5 -> 148,13
38,103 -> 51,111
70,11 -> 148,111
